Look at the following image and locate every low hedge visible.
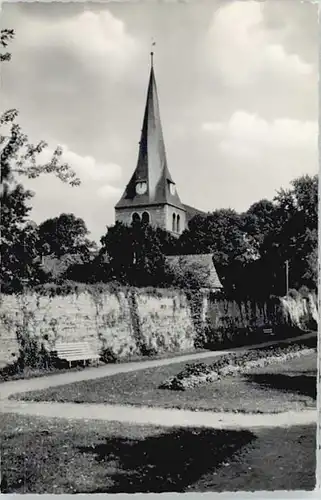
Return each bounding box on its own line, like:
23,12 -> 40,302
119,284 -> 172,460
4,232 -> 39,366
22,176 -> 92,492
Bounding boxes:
159,337 -> 316,391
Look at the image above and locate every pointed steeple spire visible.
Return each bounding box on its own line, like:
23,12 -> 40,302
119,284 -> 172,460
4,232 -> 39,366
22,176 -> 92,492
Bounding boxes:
115,52 -> 184,210
150,48 -> 154,68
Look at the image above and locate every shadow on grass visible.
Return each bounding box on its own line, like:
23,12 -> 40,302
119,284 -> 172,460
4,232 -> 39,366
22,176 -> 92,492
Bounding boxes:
77,427 -> 255,493
245,373 -> 316,400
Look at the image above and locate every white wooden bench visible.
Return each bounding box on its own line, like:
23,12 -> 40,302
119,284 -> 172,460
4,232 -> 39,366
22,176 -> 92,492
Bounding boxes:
263,328 -> 274,335
53,342 -> 100,368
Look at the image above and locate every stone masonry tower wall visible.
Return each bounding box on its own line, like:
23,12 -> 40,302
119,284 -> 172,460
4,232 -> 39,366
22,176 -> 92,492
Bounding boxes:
115,204 -> 186,236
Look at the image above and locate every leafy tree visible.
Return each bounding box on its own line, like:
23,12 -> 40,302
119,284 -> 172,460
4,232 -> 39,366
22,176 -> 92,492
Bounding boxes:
62,256 -> 107,284
154,226 -> 179,256
242,199 -> 278,248
177,209 -> 257,294
131,221 -> 167,286
0,29 -> 80,291
100,222 -> 134,283
253,175 -> 318,295
38,213 -> 96,259
303,244 -> 318,288
178,209 -> 253,262
100,221 -> 172,286
1,222 -> 48,292
290,174 -> 318,226
0,29 -> 14,63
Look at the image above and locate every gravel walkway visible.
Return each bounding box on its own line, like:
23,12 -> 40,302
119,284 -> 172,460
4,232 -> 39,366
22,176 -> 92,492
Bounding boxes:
1,399 -> 316,429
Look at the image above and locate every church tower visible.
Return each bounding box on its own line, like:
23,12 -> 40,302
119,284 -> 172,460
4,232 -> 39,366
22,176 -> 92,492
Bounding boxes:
115,52 -> 186,235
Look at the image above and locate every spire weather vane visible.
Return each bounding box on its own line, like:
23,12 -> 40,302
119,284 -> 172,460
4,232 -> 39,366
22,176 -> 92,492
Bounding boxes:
151,39 -> 156,66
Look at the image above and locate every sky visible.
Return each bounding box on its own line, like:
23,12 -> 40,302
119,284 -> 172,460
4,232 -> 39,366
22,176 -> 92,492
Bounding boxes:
1,0 -> 318,243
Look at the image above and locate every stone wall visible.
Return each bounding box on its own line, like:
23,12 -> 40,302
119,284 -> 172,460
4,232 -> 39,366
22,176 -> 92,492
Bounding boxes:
0,287 -> 197,366
204,292 -> 318,347
0,286 -> 317,367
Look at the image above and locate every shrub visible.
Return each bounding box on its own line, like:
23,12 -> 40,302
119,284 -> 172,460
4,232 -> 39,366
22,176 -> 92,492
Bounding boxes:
160,338 -> 316,391
298,285 -> 311,298
288,288 -> 299,299
140,344 -> 158,357
100,347 -> 119,364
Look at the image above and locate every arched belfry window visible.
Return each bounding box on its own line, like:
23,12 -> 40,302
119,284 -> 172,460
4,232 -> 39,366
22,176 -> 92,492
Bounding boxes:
172,213 -> 176,232
176,214 -> 180,233
142,211 -> 150,224
132,212 -> 141,224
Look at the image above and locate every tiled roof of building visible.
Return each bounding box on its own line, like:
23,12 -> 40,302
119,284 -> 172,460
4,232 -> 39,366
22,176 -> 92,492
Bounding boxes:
183,204 -> 207,223
165,253 -> 223,290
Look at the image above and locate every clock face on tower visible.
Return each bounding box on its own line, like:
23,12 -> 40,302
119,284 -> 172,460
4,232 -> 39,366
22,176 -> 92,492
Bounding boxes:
169,183 -> 176,195
136,182 -> 147,195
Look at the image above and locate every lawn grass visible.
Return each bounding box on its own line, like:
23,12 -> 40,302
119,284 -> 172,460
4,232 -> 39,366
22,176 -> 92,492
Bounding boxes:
13,351 -> 316,414
1,413 -> 316,493
187,424 -> 316,492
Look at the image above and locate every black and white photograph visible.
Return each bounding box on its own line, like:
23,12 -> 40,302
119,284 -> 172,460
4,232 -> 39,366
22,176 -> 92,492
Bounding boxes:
0,0 -> 318,494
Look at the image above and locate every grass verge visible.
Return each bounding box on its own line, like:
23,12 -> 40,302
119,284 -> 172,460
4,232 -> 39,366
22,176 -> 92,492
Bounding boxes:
12,349 -> 316,414
1,413 -> 316,493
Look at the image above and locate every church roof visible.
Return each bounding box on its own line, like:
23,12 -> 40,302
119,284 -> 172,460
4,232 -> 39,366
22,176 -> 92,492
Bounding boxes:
115,57 -> 185,211
183,204 -> 207,223
165,253 -> 223,290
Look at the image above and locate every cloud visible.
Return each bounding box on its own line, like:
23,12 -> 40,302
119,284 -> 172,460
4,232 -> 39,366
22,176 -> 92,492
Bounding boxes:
201,122 -> 223,134
22,145 -> 123,242
12,9 -> 139,78
38,145 -> 122,185
206,1 -> 313,87
203,111 -> 317,157
97,184 -> 122,199
201,111 -> 317,203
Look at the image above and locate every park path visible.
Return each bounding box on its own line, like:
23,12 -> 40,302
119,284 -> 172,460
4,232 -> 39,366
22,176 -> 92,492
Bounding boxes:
0,331 -> 317,430
1,399 -> 316,430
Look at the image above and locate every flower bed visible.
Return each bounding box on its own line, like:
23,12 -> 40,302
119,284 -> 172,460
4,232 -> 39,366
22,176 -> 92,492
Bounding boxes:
159,342 -> 316,391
